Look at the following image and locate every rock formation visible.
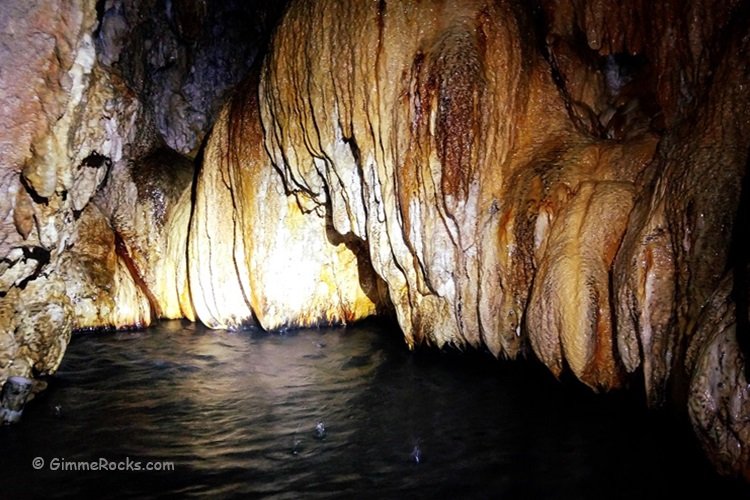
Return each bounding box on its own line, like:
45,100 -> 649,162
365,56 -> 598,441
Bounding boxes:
188,76 -> 387,331
0,0 -> 748,482
0,0 -> 271,384
259,0 -> 660,375
1,0 -> 137,382
257,0 -> 749,478
94,146 -> 196,324
96,0 -> 286,155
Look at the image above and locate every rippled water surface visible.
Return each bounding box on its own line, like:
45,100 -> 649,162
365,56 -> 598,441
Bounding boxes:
1,320 -> 748,498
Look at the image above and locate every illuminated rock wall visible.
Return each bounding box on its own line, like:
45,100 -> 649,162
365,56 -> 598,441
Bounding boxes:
258,0 -> 749,478
0,0 -> 747,481
0,0 -> 145,382
259,0 -> 659,382
188,78 -> 386,331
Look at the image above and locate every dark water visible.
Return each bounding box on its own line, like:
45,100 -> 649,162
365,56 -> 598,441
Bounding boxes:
1,320 -> 747,499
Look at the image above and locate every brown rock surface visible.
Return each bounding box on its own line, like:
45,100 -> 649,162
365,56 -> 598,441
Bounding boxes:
257,0 -> 749,477
259,0 -> 658,373
95,146 -> 195,322
0,0 -> 747,482
0,0 -> 191,383
59,203 -> 152,331
1,0 -> 124,384
188,77 -> 386,330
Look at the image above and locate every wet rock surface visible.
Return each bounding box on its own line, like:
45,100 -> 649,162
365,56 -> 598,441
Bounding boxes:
0,0 -> 748,482
95,146 -> 195,322
0,0 -> 263,383
1,0 -> 119,384
188,76 -> 387,330
257,0 -> 750,477
95,0 -> 285,155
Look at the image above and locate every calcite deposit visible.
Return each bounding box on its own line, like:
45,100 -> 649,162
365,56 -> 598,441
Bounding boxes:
95,146 -> 195,323
257,0 -> 749,478
1,0 -> 128,382
0,0 -> 199,381
188,77 -> 387,330
259,0 -> 661,375
0,0 -> 747,482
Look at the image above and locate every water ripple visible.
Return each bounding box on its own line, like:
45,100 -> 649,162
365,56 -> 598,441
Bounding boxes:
1,319 -> 747,498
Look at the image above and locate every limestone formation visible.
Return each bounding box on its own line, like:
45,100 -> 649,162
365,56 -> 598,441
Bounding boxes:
95,147 -> 196,323
0,376 -> 33,424
0,0 -> 136,384
95,0 -> 286,155
58,203 -> 152,331
257,0 -> 749,477
259,0 -> 660,374
0,0 -> 747,482
188,77 -> 386,330
0,0 -> 194,382
59,145 -> 196,332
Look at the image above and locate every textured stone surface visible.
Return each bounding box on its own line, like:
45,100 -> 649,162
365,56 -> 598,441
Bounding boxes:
57,142 -> 195,332
689,275 -> 750,480
1,0 -> 97,289
58,203 -> 152,330
95,0 -> 285,155
0,0 -> 747,482
257,0 -> 749,477
189,77 -> 386,330
1,0 -> 115,384
259,0 -> 657,368
0,277 -> 73,380
528,181 -> 634,389
0,0 -> 192,384
95,146 -> 195,322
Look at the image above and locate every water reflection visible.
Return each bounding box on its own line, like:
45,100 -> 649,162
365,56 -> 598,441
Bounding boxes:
0,320 -> 747,499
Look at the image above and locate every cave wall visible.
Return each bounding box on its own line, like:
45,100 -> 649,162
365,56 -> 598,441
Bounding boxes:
0,0 -> 151,380
187,76 -> 388,331
255,0 -> 749,477
0,0 -> 277,381
0,0 -> 748,481
96,0 -> 285,155
258,0 -> 663,381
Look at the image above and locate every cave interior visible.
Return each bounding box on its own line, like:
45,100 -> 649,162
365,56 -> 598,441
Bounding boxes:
0,0 -> 749,495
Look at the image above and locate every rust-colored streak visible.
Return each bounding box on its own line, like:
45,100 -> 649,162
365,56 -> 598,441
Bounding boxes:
114,231 -> 162,319
584,281 -> 622,391
397,51 -> 430,245
432,28 -> 483,203
409,52 -> 426,135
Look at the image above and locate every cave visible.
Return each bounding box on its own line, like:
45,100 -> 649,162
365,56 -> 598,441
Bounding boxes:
1,0 -> 749,497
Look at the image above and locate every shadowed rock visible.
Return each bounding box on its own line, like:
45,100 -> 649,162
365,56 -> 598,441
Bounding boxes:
0,376 -> 33,424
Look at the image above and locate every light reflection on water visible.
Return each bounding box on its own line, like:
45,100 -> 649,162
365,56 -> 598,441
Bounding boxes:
1,319 -> 747,498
